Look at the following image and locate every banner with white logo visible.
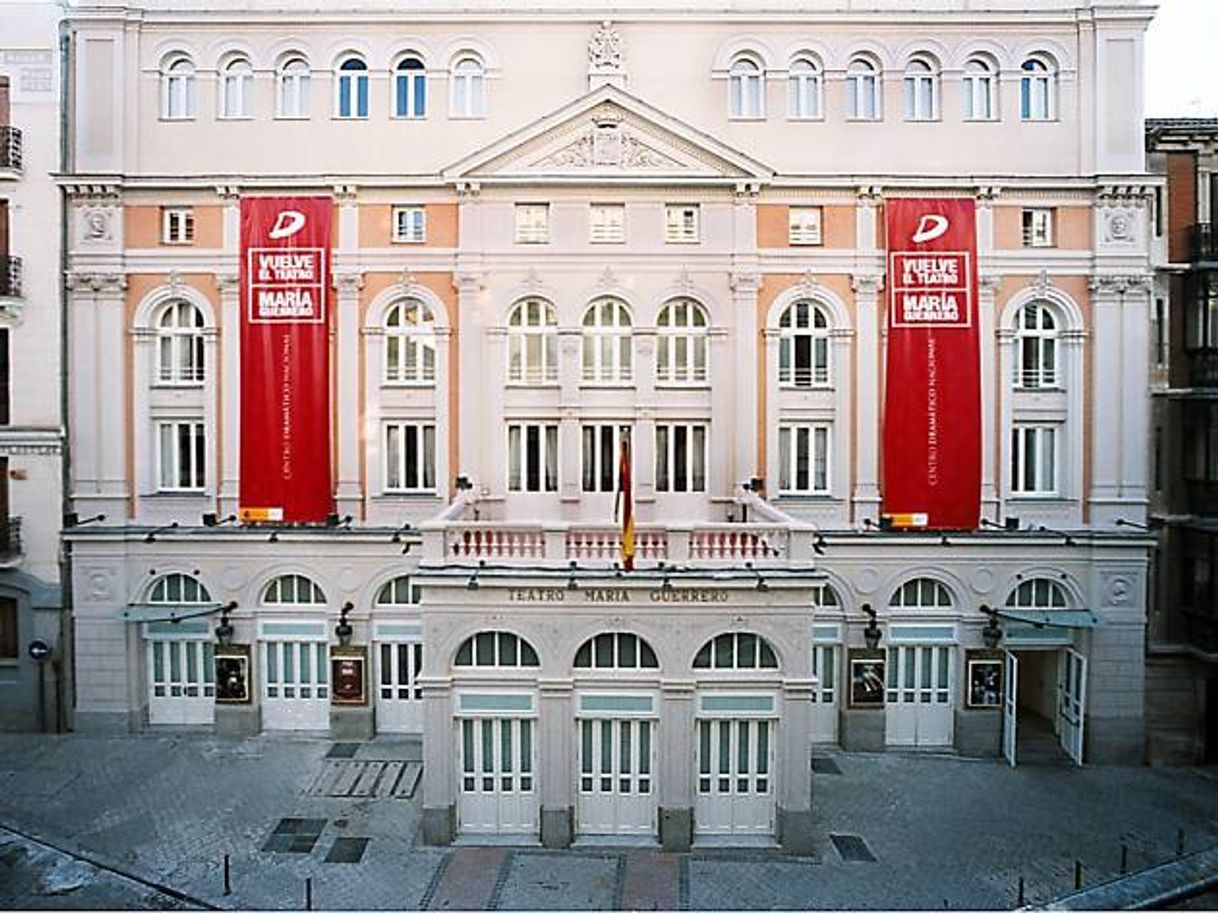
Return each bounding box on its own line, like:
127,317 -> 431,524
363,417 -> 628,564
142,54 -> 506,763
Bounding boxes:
239,196 -> 334,523
882,198 -> 981,530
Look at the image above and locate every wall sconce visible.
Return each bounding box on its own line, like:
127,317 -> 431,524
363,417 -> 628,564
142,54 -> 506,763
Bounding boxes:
567,560 -> 579,591
861,602 -> 881,650
336,601 -> 354,646
813,533 -> 827,556
64,512 -> 106,527
980,603 -> 1003,649
745,561 -> 768,592
455,475 -> 474,492
144,521 -> 180,543
467,559 -> 485,590
326,514 -> 353,529
215,602 -> 237,646
202,513 -> 237,527
391,522 -> 412,543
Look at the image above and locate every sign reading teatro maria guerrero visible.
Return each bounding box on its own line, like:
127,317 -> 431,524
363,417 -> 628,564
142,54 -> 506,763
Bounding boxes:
507,587 -> 729,604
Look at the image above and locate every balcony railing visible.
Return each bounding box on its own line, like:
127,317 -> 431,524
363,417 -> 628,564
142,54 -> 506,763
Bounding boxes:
0,256 -> 23,298
0,126 -> 21,173
1189,223 -> 1218,263
0,517 -> 23,561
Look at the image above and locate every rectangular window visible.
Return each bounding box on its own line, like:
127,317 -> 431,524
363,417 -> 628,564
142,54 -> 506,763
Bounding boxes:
656,423 -> 706,493
384,422 -> 436,492
1021,208 -> 1054,248
1154,297 -> 1166,367
0,596 -> 16,660
392,206 -> 427,243
778,424 -> 830,494
0,328 -> 8,425
788,207 -> 823,246
665,205 -> 700,243
161,207 -> 195,245
582,424 -> 632,493
515,204 -> 549,244
157,420 -> 206,492
507,423 -> 558,492
1010,425 -> 1057,495
589,204 -> 625,244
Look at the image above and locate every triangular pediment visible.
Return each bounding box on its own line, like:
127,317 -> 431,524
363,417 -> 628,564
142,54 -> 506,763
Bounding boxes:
444,85 -> 773,184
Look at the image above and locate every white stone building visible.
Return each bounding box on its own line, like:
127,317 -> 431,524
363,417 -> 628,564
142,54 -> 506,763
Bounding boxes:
62,0 -> 1156,851
0,0 -> 66,731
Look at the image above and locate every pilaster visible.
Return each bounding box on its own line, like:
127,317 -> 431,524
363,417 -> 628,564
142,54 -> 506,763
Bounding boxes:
851,273 -> 883,521
217,273 -> 240,514
730,271 -> 761,486
334,272 -> 364,514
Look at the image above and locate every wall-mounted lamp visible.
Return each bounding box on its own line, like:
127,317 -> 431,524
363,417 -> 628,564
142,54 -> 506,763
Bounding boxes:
455,475 -> 474,492
144,521 -> 180,543
980,517 -> 1020,532
1114,517 -> 1152,532
567,560 -> 580,591
267,529 -> 279,543
214,601 -> 237,646
862,517 -> 891,533
202,513 -> 238,527
64,512 -> 106,528
745,561 -> 768,592
467,559 -> 485,590
1035,524 -> 1077,547
336,601 -> 354,646
980,603 -> 1003,649
326,514 -> 353,529
391,522 -> 412,543
813,533 -> 828,556
861,602 -> 882,650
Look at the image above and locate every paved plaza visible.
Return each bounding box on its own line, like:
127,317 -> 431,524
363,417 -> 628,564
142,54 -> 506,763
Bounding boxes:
1,733 -> 1217,910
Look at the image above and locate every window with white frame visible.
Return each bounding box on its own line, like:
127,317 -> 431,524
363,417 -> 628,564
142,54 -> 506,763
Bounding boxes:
787,56 -> 822,119
665,204 -> 700,243
507,298 -> 558,384
515,203 -> 549,243
581,298 -> 633,383
376,575 -> 421,606
451,55 -> 486,118
589,203 -> 625,243
728,56 -> 764,118
220,57 -> 253,119
846,56 -> 880,120
394,56 -> 426,118
656,423 -> 706,493
582,423 -> 631,493
1020,56 -> 1055,121
507,423 -> 558,492
903,57 -> 939,121
693,632 -> 778,669
1011,425 -> 1058,495
779,300 -> 831,387
277,56 -> 311,117
384,422 -> 436,492
150,573 -> 210,605
384,298 -> 436,383
962,56 -> 997,121
1022,208 -> 1054,247
1005,578 -> 1069,610
161,56 -> 196,120
788,206 -> 823,245
656,298 -> 709,384
156,300 -> 205,384
161,207 -> 194,244
335,56 -> 369,118
1014,302 -> 1058,388
392,206 -> 426,243
263,574 -> 326,605
778,424 -> 830,494
889,578 -> 954,609
575,632 -> 659,669
157,420 -> 205,492
455,631 -> 540,667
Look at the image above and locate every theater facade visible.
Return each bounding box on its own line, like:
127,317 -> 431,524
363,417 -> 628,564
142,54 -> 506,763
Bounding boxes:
62,0 -> 1155,851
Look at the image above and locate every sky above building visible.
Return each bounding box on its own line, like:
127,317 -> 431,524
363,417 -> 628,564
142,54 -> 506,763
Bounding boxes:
1146,0 -> 1218,116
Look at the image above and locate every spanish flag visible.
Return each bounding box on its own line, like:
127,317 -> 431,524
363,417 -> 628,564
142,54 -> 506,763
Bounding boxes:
618,437 -> 635,571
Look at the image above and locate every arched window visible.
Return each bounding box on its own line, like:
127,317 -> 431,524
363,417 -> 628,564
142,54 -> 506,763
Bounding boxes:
1006,578 -> 1069,609
729,56 -> 764,118
581,298 -> 632,384
1020,56 -> 1055,121
779,300 -> 831,387
574,632 -> 659,669
394,56 -> 426,118
846,56 -> 880,120
693,632 -> 779,669
149,573 -> 211,604
1015,302 -> 1059,389
454,631 -> 539,667
903,56 -> 939,121
335,56 -> 369,118
220,57 -> 253,119
156,300 -> 205,384
962,56 -> 997,121
507,298 -> 558,384
656,298 -> 708,385
451,55 -> 486,118
161,56 -> 196,120
788,56 -> 822,119
262,574 -> 326,605
384,298 -> 436,384
376,575 -> 421,606
889,578 -> 954,609
277,56 -> 311,118
811,583 -> 840,608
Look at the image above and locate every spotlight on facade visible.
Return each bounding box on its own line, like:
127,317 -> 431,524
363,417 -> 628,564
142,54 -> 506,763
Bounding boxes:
267,530 -> 279,543
745,561 -> 768,592
326,513 -> 353,529
336,601 -> 354,646
567,560 -> 579,591
1115,517 -> 1152,532
391,522 -> 412,543
144,521 -> 180,543
980,604 -> 1003,649
455,475 -> 474,492
862,517 -> 891,532
214,602 -> 237,646
467,559 -> 485,590
813,533 -> 827,556
861,602 -> 881,650
64,512 -> 106,527
1036,524 -> 1077,547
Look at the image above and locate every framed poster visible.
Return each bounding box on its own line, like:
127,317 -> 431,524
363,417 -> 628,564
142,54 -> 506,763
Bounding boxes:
967,658 -> 1003,708
215,645 -> 251,704
331,646 -> 368,706
849,656 -> 885,707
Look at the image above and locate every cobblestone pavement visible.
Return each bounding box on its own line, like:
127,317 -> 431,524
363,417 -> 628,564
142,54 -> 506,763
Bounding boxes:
1,732 -> 1217,910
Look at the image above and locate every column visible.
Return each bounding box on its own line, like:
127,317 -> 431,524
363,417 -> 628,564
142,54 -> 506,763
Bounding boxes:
852,274 -> 883,522
996,324 -> 1016,511
778,680 -> 815,854
1088,277 -> 1122,522
97,275 -> 129,517
830,327 -> 854,514
708,328 -> 733,500
978,275 -> 1000,518
558,330 -> 582,508
658,681 -> 695,852
730,273 -> 761,487
635,332 -> 657,509
539,681 -> 574,848
455,272 -> 487,492
217,273 -> 241,515
421,680 -> 457,845
1119,277 -> 1151,520
761,327 -> 781,504
334,273 -> 363,515
130,327 -> 154,517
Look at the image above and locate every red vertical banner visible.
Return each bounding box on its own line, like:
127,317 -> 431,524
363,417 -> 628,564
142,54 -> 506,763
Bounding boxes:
239,197 -> 334,523
882,198 -> 981,530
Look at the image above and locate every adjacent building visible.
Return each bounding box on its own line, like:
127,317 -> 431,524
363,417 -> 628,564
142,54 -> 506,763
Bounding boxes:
61,0 -> 1156,850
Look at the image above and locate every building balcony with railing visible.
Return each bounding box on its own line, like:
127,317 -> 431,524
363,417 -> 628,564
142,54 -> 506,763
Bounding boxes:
0,126 -> 22,177
0,256 -> 23,300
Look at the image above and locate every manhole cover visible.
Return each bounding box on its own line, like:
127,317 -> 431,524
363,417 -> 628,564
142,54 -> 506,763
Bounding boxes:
324,837 -> 369,864
326,743 -> 360,760
262,818 -> 327,854
307,760 -> 422,799
829,834 -> 877,862
811,757 -> 842,775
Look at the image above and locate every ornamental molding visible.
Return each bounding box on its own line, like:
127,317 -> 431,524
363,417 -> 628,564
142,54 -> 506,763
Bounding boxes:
66,271 -> 127,294
78,206 -> 118,244
1096,183 -> 1154,209
532,118 -> 685,171
851,273 -> 883,295
62,182 -> 121,202
587,21 -> 623,71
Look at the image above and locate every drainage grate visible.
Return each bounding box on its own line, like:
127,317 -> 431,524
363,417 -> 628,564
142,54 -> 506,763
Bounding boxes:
811,757 -> 842,775
326,742 -> 361,760
306,760 -> 422,799
829,834 -> 877,863
262,817 -> 327,854
324,836 -> 369,864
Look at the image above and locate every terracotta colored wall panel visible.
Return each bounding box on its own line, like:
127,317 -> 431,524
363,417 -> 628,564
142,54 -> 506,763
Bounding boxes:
757,204 -> 854,248
359,203 -> 458,248
993,205 -> 1091,250
124,205 -> 223,248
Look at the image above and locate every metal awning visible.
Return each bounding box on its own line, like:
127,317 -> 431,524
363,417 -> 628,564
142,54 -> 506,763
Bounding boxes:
995,608 -> 1099,629
119,603 -> 224,623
